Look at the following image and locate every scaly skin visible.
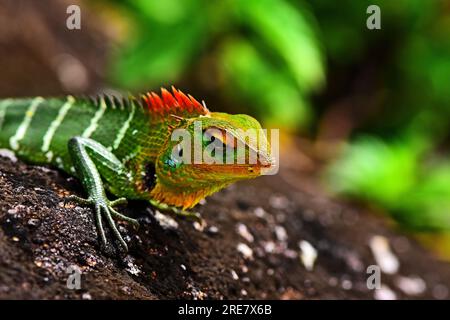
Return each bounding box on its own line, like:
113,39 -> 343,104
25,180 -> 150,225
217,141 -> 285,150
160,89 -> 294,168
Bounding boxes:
0,87 -> 273,251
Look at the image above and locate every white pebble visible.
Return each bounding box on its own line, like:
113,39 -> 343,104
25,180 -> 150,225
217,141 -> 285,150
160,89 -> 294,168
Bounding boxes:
274,225 -> 288,242
207,226 -> 219,234
254,207 -> 267,218
341,279 -> 353,290
81,292 -> 92,300
193,221 -> 206,232
153,210 -> 178,230
395,276 -> 426,296
269,195 -> 289,210
299,240 -> 317,271
237,243 -> 253,260
369,236 -> 399,274
374,285 -> 397,300
263,241 -> 276,253
236,223 -> 254,243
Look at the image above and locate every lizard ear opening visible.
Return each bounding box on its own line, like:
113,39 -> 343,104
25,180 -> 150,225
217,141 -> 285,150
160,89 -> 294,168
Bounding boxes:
144,163 -> 157,191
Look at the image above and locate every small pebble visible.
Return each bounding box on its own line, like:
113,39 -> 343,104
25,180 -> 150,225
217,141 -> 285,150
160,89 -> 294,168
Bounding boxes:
263,241 -> 276,253
7,208 -> 18,215
341,279 -> 352,290
237,243 -> 253,260
207,226 -> 219,234
374,285 -> 397,300
299,240 -> 317,271
193,221 -> 206,232
274,225 -> 288,242
124,256 -> 141,276
284,249 -> 298,259
27,218 -> 40,226
269,195 -> 289,210
121,286 -> 131,295
231,270 -> 239,280
369,235 -> 399,275
395,276 -> 426,296
153,211 -> 178,230
253,207 -> 267,218
81,292 -> 92,300
236,223 -> 254,243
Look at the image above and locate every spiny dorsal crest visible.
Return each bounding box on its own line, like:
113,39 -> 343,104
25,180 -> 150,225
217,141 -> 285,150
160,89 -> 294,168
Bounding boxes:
142,86 -> 209,119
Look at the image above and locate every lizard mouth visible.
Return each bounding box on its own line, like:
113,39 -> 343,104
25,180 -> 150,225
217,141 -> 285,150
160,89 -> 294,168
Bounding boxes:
191,154 -> 276,176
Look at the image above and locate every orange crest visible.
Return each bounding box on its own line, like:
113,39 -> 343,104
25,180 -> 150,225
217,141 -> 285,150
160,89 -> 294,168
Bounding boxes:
142,86 -> 209,118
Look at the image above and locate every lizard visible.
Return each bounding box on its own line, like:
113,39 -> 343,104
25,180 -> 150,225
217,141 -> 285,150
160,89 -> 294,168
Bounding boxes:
0,87 -> 274,251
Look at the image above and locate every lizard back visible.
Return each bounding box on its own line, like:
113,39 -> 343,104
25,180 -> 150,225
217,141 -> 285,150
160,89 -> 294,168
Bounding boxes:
0,96 -> 150,174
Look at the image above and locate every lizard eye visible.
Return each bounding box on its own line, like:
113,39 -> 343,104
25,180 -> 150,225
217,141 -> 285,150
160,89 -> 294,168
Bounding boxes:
203,127 -> 227,148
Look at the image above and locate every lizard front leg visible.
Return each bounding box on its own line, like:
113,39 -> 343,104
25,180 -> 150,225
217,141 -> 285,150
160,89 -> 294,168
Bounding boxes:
67,136 -> 139,251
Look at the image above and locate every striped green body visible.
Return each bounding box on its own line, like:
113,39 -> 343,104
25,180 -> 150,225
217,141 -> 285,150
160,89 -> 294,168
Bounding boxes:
0,96 -> 159,200
0,89 -> 271,211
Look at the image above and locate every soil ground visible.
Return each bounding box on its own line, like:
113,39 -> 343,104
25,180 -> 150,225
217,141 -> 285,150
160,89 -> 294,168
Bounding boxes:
1,147 -> 450,299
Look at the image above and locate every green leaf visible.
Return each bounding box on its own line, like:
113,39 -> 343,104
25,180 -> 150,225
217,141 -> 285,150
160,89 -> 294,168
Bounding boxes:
109,0 -> 208,89
220,39 -> 311,129
326,136 -> 419,207
398,163 -> 450,230
234,0 -> 325,92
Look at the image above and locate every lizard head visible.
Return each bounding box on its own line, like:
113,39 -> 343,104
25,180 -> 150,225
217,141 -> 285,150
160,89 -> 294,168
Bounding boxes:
151,111 -> 275,209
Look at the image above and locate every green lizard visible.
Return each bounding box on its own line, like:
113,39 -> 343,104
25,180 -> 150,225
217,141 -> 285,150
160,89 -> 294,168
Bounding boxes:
0,87 -> 273,251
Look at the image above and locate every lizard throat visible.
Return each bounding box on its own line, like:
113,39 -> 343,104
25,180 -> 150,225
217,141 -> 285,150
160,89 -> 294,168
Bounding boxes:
149,181 -> 231,210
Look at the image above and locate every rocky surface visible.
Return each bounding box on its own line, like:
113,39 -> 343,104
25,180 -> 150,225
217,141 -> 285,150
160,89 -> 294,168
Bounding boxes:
1,150 -> 450,300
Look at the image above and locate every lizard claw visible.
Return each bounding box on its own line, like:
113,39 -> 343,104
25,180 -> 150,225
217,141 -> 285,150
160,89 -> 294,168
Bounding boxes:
65,194 -> 93,206
65,194 -> 139,252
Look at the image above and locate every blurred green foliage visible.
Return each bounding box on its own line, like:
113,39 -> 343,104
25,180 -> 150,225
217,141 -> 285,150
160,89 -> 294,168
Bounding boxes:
101,0 -> 450,231
104,0 -> 325,129
322,0 -> 450,230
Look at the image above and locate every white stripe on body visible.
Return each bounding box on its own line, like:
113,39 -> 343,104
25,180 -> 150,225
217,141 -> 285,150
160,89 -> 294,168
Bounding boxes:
112,102 -> 136,150
82,97 -> 107,138
9,97 -> 44,150
0,99 -> 13,130
41,96 -> 75,161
